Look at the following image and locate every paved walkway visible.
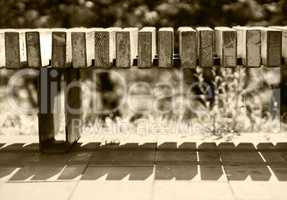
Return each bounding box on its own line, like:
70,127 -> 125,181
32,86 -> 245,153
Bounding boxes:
0,141 -> 287,200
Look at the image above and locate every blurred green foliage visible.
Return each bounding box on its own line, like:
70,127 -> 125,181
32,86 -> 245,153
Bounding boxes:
0,0 -> 286,28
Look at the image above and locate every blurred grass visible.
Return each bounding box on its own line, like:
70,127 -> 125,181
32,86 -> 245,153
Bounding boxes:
0,66 -> 284,139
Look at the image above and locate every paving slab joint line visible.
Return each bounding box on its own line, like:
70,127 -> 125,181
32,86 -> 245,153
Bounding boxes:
220,161 -> 237,200
66,162 -> 90,200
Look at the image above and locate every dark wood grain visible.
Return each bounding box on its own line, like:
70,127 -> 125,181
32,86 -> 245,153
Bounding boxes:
196,27 -> 214,67
71,31 -> 87,68
26,31 -> 42,67
138,27 -> 156,68
178,27 -> 197,68
116,30 -> 130,68
5,31 -> 20,68
215,27 -> 237,67
158,27 -> 174,68
52,31 -> 66,68
94,30 -> 110,67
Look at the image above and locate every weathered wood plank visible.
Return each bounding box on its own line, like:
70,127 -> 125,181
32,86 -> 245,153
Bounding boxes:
196,27 -> 214,67
245,28 -> 261,67
270,26 -> 287,66
71,30 -> 87,68
234,26 -> 261,67
94,28 -> 110,67
51,31 -> 66,68
158,27 -> 174,67
178,27 -> 197,68
116,29 -> 130,68
215,27 -> 237,67
26,31 -> 42,68
138,27 -> 156,68
5,31 -> 20,68
261,27 -> 282,67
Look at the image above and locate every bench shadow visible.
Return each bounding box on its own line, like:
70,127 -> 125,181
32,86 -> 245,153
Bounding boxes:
0,142 -> 286,181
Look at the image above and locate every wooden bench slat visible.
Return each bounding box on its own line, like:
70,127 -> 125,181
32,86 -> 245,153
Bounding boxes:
71,30 -> 87,68
215,27 -> 237,67
138,27 -> 156,68
116,29 -> 130,68
52,31 -> 67,68
5,31 -> 21,68
234,26 -> 261,67
158,27 -> 174,67
94,28 -> 110,67
26,31 -> 42,68
261,27 -> 282,67
70,28 -> 96,68
270,26 -> 287,66
196,27 -> 214,67
178,27 -> 197,68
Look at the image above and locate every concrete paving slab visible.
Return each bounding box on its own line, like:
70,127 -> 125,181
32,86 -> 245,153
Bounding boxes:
199,164 -> 227,181
0,167 -> 20,182
72,165 -> 154,200
89,150 -> 155,165
280,151 -> 287,162
198,151 -> 221,163
155,164 -> 199,180
259,151 -> 287,163
268,164 -> 287,181
20,152 -> 73,164
68,152 -> 93,163
229,181 -> 287,200
223,164 -> 272,181
8,165 -> 66,182
155,150 -> 197,163
0,153 -> 22,165
82,166 -> 154,181
58,164 -> 87,181
0,182 -> 77,200
0,167 -> 20,189
71,180 -> 154,200
152,181 -> 235,200
220,151 -> 265,164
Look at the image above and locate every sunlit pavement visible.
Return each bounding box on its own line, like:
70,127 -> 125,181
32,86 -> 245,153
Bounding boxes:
0,139 -> 287,200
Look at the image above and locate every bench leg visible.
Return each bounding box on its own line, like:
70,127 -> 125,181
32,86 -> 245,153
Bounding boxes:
38,68 -> 73,153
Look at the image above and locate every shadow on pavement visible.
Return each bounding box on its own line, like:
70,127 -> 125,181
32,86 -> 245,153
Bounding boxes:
0,142 -> 286,182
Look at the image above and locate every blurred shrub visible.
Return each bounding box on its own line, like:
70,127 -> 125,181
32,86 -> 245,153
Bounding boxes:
0,0 -> 286,28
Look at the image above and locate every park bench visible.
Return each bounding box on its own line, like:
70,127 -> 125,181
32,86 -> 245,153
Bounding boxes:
0,26 -> 286,153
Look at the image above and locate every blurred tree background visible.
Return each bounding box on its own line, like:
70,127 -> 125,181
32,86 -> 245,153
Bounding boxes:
0,0 -> 286,28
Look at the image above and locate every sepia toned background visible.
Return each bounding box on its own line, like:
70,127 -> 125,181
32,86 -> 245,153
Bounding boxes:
0,0 -> 286,139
